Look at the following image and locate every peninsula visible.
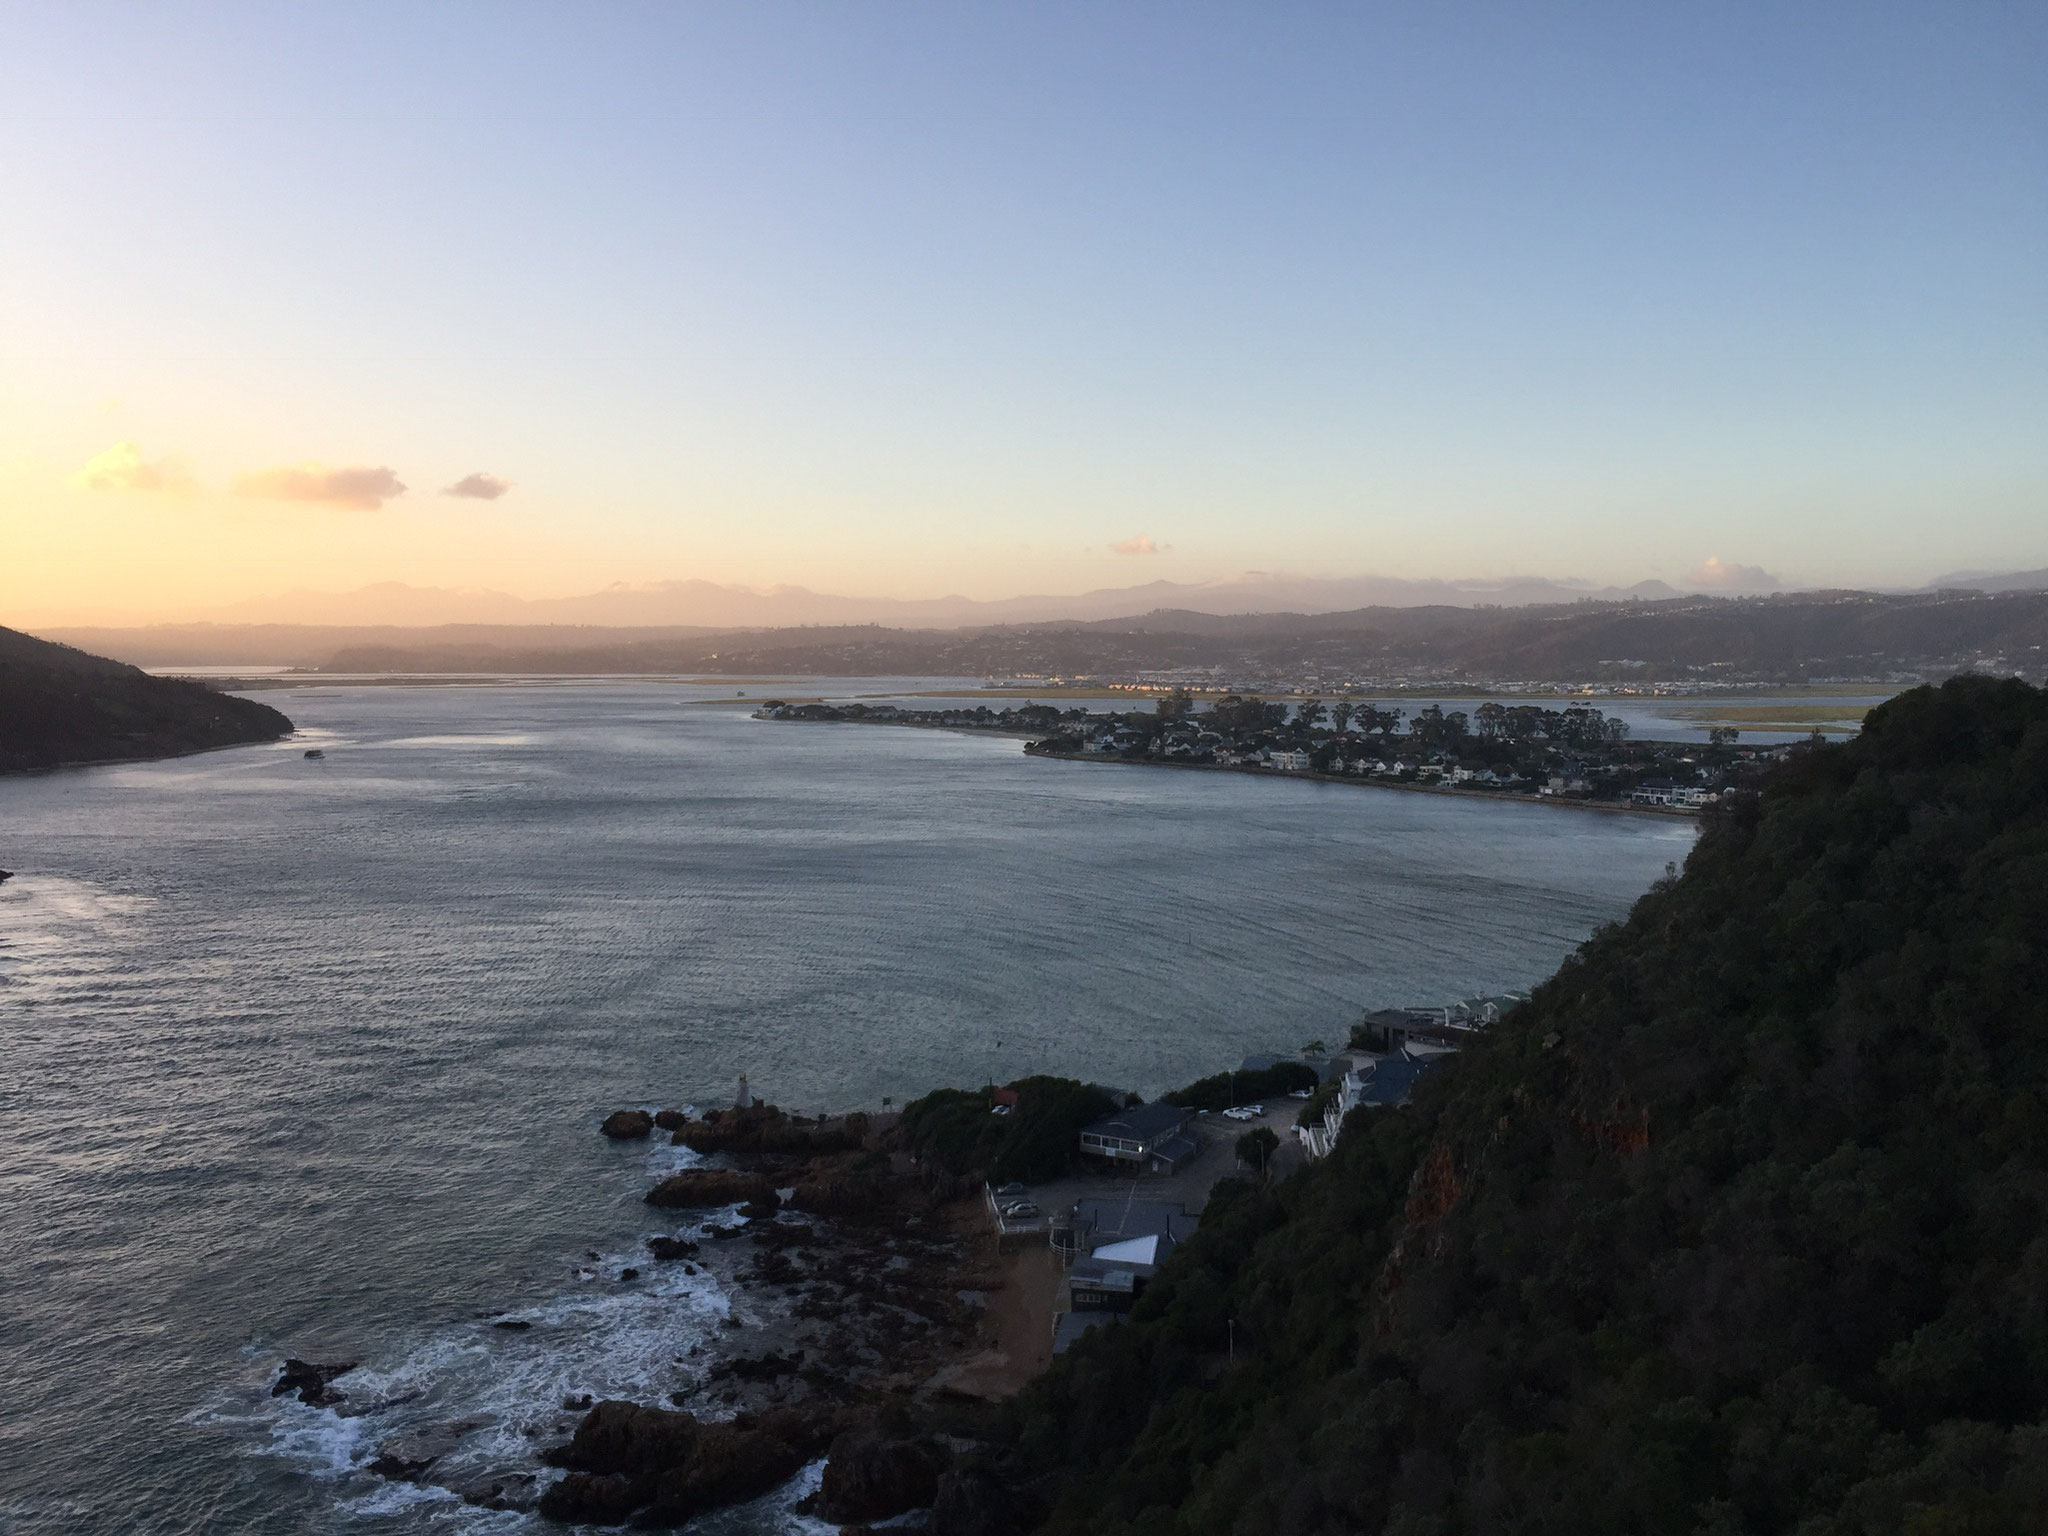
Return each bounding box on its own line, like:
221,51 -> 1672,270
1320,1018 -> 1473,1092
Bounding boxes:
756,693 -> 1774,813
0,624 -> 294,774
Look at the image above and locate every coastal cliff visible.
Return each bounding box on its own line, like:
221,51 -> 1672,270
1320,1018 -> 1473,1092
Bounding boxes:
980,677 -> 2048,1534
0,625 -> 293,774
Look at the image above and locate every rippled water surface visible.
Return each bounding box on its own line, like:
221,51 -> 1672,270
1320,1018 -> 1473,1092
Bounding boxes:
0,683 -> 1694,1535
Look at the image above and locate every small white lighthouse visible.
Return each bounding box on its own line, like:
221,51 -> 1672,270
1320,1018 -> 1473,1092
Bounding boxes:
735,1073 -> 754,1110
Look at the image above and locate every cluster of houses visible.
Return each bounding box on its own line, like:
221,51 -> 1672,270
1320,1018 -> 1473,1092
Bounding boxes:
1041,717 -> 1745,811
1041,997 -> 1522,1351
758,696 -> 1769,813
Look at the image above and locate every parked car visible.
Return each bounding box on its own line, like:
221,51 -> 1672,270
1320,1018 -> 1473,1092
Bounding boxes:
1289,1088 -> 1314,1099
1001,1201 -> 1041,1220
989,1104 -> 1011,1116
993,1181 -> 1029,1198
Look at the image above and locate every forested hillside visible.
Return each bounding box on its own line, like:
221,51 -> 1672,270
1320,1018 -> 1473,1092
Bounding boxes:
0,625 -> 293,773
1003,677 -> 2048,1535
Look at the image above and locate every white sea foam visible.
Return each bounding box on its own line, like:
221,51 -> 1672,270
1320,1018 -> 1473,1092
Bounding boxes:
221,1232 -> 743,1531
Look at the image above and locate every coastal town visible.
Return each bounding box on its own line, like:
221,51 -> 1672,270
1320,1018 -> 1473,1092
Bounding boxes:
757,691 -> 1799,812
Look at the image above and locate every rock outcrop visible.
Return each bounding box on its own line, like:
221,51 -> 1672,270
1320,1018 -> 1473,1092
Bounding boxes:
786,1172 -> 890,1217
643,1170 -> 778,1209
674,1105 -> 867,1157
599,1109 -> 654,1140
537,1400 -> 842,1527
271,1357 -> 358,1407
818,1431 -> 950,1523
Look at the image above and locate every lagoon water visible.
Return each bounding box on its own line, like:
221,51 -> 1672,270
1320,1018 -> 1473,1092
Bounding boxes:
0,683 -> 1693,1535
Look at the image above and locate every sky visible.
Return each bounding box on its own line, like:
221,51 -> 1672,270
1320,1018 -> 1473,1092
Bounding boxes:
2,2 -> 2044,624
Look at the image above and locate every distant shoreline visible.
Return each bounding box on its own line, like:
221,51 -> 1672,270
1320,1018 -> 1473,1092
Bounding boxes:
759,714 -> 1701,820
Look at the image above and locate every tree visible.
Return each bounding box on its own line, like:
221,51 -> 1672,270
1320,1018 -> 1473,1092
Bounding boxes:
1408,705 -> 1470,752
1708,726 -> 1740,746
1330,701 -> 1355,736
1156,687 -> 1196,725
1209,694 -> 1275,736
1293,699 -> 1324,731
1235,1125 -> 1279,1175
1358,705 -> 1405,739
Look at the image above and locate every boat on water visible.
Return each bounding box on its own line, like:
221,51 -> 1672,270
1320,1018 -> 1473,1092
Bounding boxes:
303,748 -> 325,759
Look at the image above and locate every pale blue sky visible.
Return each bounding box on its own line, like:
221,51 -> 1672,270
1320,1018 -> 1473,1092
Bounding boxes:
2,2 -> 2043,618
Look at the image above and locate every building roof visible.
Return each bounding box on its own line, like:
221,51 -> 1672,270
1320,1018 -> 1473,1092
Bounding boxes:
1092,1232 -> 1171,1266
1358,1054 -> 1430,1107
1070,1198 -> 1199,1247
1083,1100 -> 1193,1142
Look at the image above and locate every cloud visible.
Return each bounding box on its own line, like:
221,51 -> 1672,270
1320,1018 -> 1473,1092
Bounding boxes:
72,441 -> 195,494
442,471 -> 513,501
1688,556 -> 1780,591
234,463 -> 407,510
1111,533 -> 1168,556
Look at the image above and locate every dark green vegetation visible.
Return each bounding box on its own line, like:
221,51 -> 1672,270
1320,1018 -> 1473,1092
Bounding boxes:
1165,1062 -> 1320,1112
0,625 -> 292,773
1001,678 -> 2048,1535
898,1077 -> 1119,1184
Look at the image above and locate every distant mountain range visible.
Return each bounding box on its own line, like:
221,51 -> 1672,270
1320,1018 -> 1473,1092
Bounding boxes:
42,589 -> 2048,687
86,565 -> 2038,633
184,572 -> 1706,629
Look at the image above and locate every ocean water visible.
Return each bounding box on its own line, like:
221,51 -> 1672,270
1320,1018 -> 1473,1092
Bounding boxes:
0,683 -> 1694,1535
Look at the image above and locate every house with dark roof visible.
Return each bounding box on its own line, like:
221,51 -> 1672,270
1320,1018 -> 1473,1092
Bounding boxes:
1078,1101 -> 1198,1172
1297,1050 -> 1439,1159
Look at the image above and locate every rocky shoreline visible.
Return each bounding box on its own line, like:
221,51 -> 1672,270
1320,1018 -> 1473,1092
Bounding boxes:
270,1098 -> 1038,1531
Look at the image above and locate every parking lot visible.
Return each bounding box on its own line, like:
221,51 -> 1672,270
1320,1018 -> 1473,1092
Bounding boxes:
1013,1095 -> 1308,1225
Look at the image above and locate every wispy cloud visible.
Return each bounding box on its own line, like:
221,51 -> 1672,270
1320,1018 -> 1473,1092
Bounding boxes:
1111,533 -> 1168,556
442,471 -> 513,501
1689,556 -> 1779,590
234,463 -> 407,510
72,441 -> 195,494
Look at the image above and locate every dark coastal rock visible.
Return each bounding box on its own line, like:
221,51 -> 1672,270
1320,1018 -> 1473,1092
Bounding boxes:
676,1105 -> 865,1157
492,1318 -> 533,1331
272,1357 -> 358,1407
600,1109 -> 654,1140
645,1236 -> 699,1262
366,1419 -> 488,1481
709,1349 -> 804,1384
618,1267 -> 639,1282
643,1170 -> 777,1209
537,1400 -> 829,1527
538,1470 -> 641,1523
545,1400 -> 702,1476
637,1422 -> 809,1525
819,1431 -> 950,1523
0,868 -> 13,883
460,1471 -> 537,1512
787,1172 -> 890,1218
653,1108 -> 687,1132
